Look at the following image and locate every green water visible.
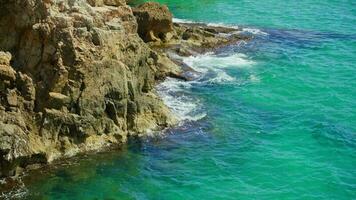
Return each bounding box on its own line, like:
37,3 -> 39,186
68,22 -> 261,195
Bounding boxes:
19,0 -> 356,199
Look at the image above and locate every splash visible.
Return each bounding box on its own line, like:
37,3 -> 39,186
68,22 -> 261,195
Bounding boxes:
157,78 -> 206,122
157,52 -> 256,123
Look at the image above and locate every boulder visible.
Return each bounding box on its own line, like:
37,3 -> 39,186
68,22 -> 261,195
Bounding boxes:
133,2 -> 174,42
0,64 -> 16,82
87,0 -> 126,7
0,122 -> 31,177
0,52 -> 16,82
0,51 -> 11,65
6,90 -> 18,107
16,72 -> 36,101
47,92 -> 71,110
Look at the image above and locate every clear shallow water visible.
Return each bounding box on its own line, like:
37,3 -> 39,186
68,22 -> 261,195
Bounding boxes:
18,0 -> 356,199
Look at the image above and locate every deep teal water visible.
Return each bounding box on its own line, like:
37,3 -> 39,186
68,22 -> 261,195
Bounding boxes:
17,0 -> 356,199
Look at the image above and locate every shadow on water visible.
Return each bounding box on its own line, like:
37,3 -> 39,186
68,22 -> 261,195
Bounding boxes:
311,121 -> 356,150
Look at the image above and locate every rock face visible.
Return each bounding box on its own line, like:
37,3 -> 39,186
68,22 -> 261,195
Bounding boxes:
0,0 -> 179,177
155,22 -> 251,57
0,0 -> 251,180
133,2 -> 174,42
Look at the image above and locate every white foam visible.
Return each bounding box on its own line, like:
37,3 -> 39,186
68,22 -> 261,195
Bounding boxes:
0,178 -> 28,199
173,18 -> 238,29
182,53 -> 254,83
242,28 -> 268,36
207,22 -> 239,29
183,53 -> 255,70
156,78 -> 206,123
157,20 -> 261,123
208,70 -> 236,83
173,18 -> 195,24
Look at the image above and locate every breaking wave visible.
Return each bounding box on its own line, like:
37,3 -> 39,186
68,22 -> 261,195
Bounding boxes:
157,52 -> 256,123
157,78 -> 206,123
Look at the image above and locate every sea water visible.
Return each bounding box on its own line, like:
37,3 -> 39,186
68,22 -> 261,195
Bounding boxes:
14,0 -> 356,199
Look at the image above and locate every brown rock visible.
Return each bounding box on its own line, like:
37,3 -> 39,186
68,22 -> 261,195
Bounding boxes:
0,51 -> 11,65
6,90 -> 18,107
0,52 -> 16,82
104,0 -> 126,6
0,0 -> 178,178
133,2 -> 174,42
0,64 -> 16,82
16,72 -> 36,101
87,0 -> 126,7
47,92 -> 71,110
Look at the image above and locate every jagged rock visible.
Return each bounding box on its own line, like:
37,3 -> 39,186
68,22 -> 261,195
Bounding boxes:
0,0 -> 250,181
133,2 -> 174,42
0,64 -> 16,83
6,90 -> 18,107
0,51 -> 11,65
0,0 -> 178,178
87,0 -> 126,7
16,72 -> 36,101
0,122 -> 32,177
104,0 -> 126,6
47,92 -> 71,110
154,22 -> 251,56
0,52 -> 16,82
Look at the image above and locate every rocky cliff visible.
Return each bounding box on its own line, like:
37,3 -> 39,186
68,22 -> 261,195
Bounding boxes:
0,0 -> 183,177
0,0 -> 250,180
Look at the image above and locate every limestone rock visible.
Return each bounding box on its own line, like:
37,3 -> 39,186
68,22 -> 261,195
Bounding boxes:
47,92 -> 71,110
6,90 -> 18,107
0,64 -> 16,82
104,0 -> 126,6
0,0 -> 251,181
0,0 -> 178,178
0,52 -> 16,82
87,0 -> 126,7
16,72 -> 36,101
133,2 -> 174,42
0,51 -> 11,65
0,122 -> 31,177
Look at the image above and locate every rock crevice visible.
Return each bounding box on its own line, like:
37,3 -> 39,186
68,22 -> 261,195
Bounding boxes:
0,0 -> 251,180
0,0 -> 177,178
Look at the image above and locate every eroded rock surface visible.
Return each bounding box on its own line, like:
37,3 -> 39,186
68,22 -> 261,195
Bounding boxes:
0,0 -> 251,181
0,0 -> 178,177
133,2 -> 174,42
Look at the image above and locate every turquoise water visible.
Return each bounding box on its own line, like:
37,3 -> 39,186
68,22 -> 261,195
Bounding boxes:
21,0 -> 356,199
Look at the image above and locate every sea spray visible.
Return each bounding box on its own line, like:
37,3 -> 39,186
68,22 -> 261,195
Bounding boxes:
156,52 -> 256,122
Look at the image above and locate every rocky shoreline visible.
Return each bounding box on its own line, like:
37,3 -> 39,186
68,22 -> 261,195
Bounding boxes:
0,0 -> 250,192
